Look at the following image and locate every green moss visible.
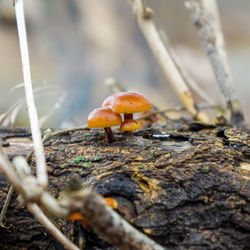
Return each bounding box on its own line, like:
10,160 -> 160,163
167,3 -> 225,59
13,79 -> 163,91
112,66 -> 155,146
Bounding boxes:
203,166 -> 210,171
151,149 -> 158,155
84,133 -> 92,137
73,156 -> 85,163
59,147 -> 65,151
83,162 -> 92,168
93,155 -> 100,161
164,151 -> 168,154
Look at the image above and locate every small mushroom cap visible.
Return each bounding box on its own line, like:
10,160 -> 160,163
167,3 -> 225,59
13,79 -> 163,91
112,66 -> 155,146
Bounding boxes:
120,119 -> 142,132
104,197 -> 119,209
88,107 -> 122,128
112,91 -> 152,114
102,93 -> 119,107
102,95 -> 113,107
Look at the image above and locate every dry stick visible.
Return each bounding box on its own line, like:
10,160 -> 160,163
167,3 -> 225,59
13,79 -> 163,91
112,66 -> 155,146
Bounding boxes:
26,125 -> 88,163
185,0 -> 245,128
62,189 -> 166,250
0,152 -> 165,250
0,152 -> 79,250
137,104 -> 222,121
0,185 -> 14,226
105,78 -> 127,93
27,204 -> 79,250
15,0 -> 47,186
128,0 -> 209,123
159,30 -> 214,105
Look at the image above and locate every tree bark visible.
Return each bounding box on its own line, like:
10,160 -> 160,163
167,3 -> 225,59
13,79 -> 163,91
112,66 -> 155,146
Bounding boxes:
0,121 -> 249,249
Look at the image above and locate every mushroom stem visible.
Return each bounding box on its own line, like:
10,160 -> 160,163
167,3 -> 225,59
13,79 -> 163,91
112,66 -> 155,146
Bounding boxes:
104,127 -> 115,143
124,113 -> 133,120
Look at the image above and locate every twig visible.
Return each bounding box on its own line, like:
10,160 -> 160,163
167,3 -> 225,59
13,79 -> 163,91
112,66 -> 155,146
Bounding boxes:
185,0 -> 245,128
159,30 -> 214,105
0,151 -> 165,250
27,203 -> 79,250
137,104 -> 222,121
39,94 -> 66,127
105,78 -> 126,93
26,125 -> 88,163
0,84 -> 51,127
0,185 -> 14,226
61,189 -> 166,250
15,0 -> 47,186
0,154 -> 79,250
128,0 -> 210,123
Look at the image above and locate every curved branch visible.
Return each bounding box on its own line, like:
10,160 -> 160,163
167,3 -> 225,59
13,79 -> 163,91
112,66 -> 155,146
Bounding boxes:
128,0 -> 210,123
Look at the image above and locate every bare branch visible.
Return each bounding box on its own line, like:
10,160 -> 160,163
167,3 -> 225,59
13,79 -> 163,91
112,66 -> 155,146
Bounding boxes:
15,0 -> 47,186
128,0 -> 210,123
61,189 -> 165,250
0,152 -> 164,250
159,31 -> 214,105
27,204 -> 79,250
0,153 -> 79,250
0,185 -> 14,226
185,0 -> 245,128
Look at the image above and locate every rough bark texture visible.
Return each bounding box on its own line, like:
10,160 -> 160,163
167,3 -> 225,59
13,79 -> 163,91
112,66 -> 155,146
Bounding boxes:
0,121 -> 249,250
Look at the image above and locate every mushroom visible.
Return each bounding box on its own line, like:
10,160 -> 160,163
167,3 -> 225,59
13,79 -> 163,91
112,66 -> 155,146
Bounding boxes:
87,107 -> 122,143
102,93 -> 117,107
111,91 -> 152,121
120,118 -> 142,134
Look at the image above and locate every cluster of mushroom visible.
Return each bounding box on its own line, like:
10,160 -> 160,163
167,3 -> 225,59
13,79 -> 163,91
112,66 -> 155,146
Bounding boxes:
87,91 -> 152,142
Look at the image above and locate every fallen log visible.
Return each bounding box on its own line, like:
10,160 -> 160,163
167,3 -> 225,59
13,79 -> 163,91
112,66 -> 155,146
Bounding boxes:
0,121 -> 249,249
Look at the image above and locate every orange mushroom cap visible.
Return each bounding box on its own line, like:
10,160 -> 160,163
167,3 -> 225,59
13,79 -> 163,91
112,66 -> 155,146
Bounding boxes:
102,95 -> 113,107
104,197 -> 119,209
120,119 -> 142,132
111,92 -> 152,114
102,93 -> 119,107
88,107 -> 122,128
67,212 -> 89,228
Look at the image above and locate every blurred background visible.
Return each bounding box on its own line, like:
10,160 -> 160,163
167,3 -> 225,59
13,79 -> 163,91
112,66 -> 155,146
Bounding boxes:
0,0 -> 249,128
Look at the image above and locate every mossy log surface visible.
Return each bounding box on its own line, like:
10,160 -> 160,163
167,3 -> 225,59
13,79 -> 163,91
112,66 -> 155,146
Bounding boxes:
0,121 -> 249,250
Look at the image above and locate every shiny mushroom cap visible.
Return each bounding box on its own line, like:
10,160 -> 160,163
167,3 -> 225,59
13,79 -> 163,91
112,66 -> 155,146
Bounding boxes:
88,107 -> 122,128
112,91 -> 152,114
102,93 -> 119,107
120,119 -> 142,132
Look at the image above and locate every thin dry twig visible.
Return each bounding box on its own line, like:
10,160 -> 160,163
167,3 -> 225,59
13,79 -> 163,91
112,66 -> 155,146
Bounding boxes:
26,125 -> 88,163
137,104 -> 223,121
0,154 -> 79,250
185,0 -> 245,128
159,30 -> 214,105
0,84 -> 51,127
61,189 -> 165,250
27,203 -> 79,250
0,151 -> 165,250
128,0 -> 210,123
15,0 -> 47,186
0,185 -> 14,226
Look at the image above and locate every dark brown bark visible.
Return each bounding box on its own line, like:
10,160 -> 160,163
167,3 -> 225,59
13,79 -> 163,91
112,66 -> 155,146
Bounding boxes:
0,121 -> 249,250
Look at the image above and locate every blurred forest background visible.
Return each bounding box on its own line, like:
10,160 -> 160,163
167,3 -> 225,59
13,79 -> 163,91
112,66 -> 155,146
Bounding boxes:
0,0 -> 249,128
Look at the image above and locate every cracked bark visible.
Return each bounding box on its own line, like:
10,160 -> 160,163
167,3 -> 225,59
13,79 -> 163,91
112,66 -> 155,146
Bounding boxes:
0,121 -> 249,250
